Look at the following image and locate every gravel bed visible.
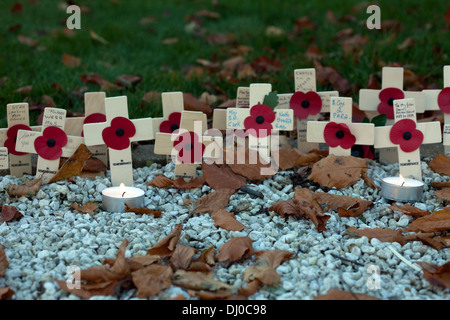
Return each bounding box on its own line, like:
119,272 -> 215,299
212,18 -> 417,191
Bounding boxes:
0,159 -> 449,300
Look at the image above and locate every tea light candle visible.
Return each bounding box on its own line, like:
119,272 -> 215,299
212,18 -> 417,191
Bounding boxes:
381,176 -> 424,202
102,183 -> 145,212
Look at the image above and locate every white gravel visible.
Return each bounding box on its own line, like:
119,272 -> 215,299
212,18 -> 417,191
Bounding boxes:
0,159 -> 449,300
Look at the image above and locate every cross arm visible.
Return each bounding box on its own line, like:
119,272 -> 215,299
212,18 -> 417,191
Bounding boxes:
307,121 -> 375,145
374,122 -> 442,149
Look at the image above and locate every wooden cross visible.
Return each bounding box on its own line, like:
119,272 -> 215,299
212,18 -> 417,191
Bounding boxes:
359,67 -> 425,164
374,98 -> 441,181
83,96 -> 154,187
225,83 -> 294,158
152,92 -> 184,136
277,68 -> 339,152
212,87 -> 250,130
424,65 -> 450,151
0,103 -> 41,176
64,92 -> 108,165
307,97 -> 375,156
154,110 -> 221,181
15,107 -> 85,184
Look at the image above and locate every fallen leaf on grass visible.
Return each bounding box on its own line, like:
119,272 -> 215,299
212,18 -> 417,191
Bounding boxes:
202,162 -> 246,190
62,53 -> 81,68
389,203 -> 430,217
17,35 -> 38,47
6,178 -> 42,197
416,261 -> 450,288
115,74 -> 142,88
346,227 -> 405,245
308,155 -> 368,189
131,264 -> 173,298
0,205 -> 23,222
147,223 -> 182,258
404,209 -> 450,233
124,204 -> 162,217
71,202 -> 98,214
89,29 -> 108,44
314,192 -> 373,217
183,93 -> 212,116
216,237 -> 253,263
315,289 -> 380,300
211,209 -> 246,231
50,144 -> 92,183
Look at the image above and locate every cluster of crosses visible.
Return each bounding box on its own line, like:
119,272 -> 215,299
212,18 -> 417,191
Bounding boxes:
1,66 -> 448,186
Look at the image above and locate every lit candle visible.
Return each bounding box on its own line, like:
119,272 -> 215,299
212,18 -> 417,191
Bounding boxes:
102,183 -> 145,212
381,175 -> 424,202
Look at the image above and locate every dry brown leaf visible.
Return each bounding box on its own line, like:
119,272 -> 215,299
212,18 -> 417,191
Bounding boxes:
125,254 -> 161,272
268,200 -> 303,217
169,244 -> 198,271
193,246 -> 216,266
254,250 -> 294,269
172,270 -> 234,293
0,287 -> 15,300
62,53 -> 81,68
17,35 -> 38,47
226,148 -> 276,180
429,154 -> 450,176
183,93 -> 212,116
346,227 -> 405,245
243,265 -> 280,286
315,289 -> 380,300
147,175 -> 205,189
147,223 -> 183,258
202,163 -> 246,190
50,144 -> 92,183
210,209 -> 246,231
0,245 -> 7,277
293,188 -> 330,232
404,209 -> 450,233
6,178 -> 41,197
193,188 -> 236,214
216,237 -> 253,263
308,155 -> 368,189
238,279 -> 261,297
389,203 -> 430,217
124,204 -> 162,217
0,205 -> 23,222
314,192 -> 373,217
435,188 -> 450,202
416,261 -> 450,288
405,233 -> 449,251
131,264 -> 173,298
88,29 -> 108,44
71,201 -> 98,214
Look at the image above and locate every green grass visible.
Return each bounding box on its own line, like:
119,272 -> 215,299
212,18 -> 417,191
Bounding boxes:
1,0 -> 449,127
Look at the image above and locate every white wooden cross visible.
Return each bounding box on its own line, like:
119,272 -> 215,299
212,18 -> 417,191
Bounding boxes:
424,65 -> 450,151
151,92 -> 184,136
212,87 -> 250,130
15,108 -> 85,184
83,96 -> 154,187
225,83 -> 294,158
277,68 -> 339,152
374,98 -> 441,181
0,103 -> 41,176
64,92 -> 108,165
306,97 -> 375,156
154,110 -> 221,181
359,67 -> 425,164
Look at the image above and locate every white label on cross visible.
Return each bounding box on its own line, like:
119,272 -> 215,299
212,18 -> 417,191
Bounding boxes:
374,98 -> 441,180
83,96 -> 154,187
307,97 -> 375,156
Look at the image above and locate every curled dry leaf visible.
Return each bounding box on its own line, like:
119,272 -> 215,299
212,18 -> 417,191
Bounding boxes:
416,261 -> 450,288
169,244 -> 198,271
346,227 -> 405,245
308,155 -> 368,189
0,287 -> 15,300
147,223 -> 183,258
62,53 -> 81,68
50,144 -> 92,183
405,209 -> 450,233
429,154 -> 450,176
193,188 -> 236,214
71,201 -> 98,214
0,205 -> 23,222
6,178 -> 41,197
0,245 -> 7,276
131,264 -> 173,298
172,270 -> 234,293
210,209 -> 246,231
389,203 -> 430,217
254,250 -> 294,269
226,148 -> 276,180
314,192 -> 373,217
202,162 -> 246,190
183,93 -> 212,116
273,148 -> 324,171
293,188 -> 329,232
124,204 -> 162,217
268,200 -> 303,217
147,175 -> 205,189
243,265 -> 280,286
216,236 -> 253,263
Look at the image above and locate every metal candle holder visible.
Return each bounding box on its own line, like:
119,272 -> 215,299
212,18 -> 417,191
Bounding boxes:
102,185 -> 145,212
381,176 -> 424,202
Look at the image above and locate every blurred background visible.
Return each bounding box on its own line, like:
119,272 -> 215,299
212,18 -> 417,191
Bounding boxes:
0,0 -> 449,125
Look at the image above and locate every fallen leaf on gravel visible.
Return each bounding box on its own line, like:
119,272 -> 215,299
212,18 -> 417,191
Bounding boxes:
131,264 -> 173,298
268,200 -> 303,217
6,178 -> 42,197
0,205 -> 23,222
0,288 -> 14,300
226,148 -> 276,180
273,148 -> 323,171
169,244 -> 198,271
211,209 -> 246,231
147,223 -> 183,258
202,163 -> 246,190
315,289 -> 380,300
193,188 -> 236,214
216,237 -> 253,263
172,270 -> 235,293
314,192 -> 373,217
405,233 -> 450,251
147,175 -> 205,189
404,209 -> 450,233
50,144 -> 92,183
0,246 -> 7,276
193,246 -> 216,266
308,155 -> 368,189
346,227 -> 405,245
429,154 -> 450,176
293,188 -> 330,232
243,265 -> 281,286
434,188 -> 450,202
70,201 -> 98,214
416,261 -> 450,288
389,203 -> 430,217
124,204 -> 162,217
254,250 -> 294,269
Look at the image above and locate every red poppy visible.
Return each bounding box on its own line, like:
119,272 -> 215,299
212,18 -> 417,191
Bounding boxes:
34,126 -> 68,160
243,104 -> 275,138
173,131 -> 205,164
82,113 -> 106,137
159,112 -> 182,133
323,122 -> 356,149
289,91 -> 322,119
378,88 -> 404,119
102,117 -> 136,150
4,124 -> 32,156
437,87 -> 450,113
389,119 -> 423,152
